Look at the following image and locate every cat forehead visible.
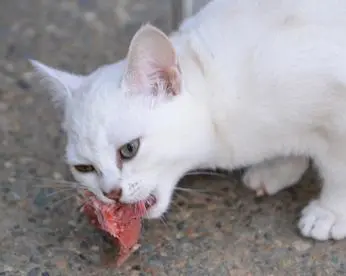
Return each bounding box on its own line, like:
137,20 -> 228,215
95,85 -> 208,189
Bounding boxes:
75,62 -> 125,101
63,74 -> 154,148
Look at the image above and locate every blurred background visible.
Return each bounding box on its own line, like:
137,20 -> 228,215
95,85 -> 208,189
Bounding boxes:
0,1 -> 345,275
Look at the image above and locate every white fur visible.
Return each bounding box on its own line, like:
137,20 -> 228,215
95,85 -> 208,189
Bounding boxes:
31,0 -> 346,240
242,156 -> 309,196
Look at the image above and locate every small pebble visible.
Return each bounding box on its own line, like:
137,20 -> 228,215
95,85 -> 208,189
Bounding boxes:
24,96 -> 34,105
45,25 -> 60,35
4,161 -> 12,168
91,245 -> 99,252
80,240 -> 89,249
132,264 -> 141,271
53,172 -> 63,180
28,217 -> 37,223
331,255 -> 339,264
292,240 -> 312,252
176,221 -> 185,231
19,157 -> 33,164
55,259 -> 67,269
16,79 -> 31,90
68,220 -> 76,227
177,201 -> 185,207
3,265 -> 13,272
84,12 -> 97,22
42,219 -> 51,225
175,232 -> 184,239
0,102 -> 8,112
27,267 -> 40,276
4,63 -> 14,73
22,72 -> 34,82
5,44 -> 15,58
215,222 -> 222,229
78,253 -> 87,261
263,232 -> 272,240
23,28 -> 35,38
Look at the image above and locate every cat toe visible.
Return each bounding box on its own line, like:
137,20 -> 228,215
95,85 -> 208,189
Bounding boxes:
298,200 -> 346,241
242,167 -> 284,196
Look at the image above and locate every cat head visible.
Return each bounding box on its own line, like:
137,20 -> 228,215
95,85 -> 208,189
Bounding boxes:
31,24 -> 214,218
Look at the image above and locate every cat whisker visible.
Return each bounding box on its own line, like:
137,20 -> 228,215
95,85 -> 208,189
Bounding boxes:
49,194 -> 77,210
23,176 -> 79,186
185,170 -> 230,178
175,186 -> 206,192
44,188 -> 77,198
32,184 -> 73,189
159,215 -> 170,229
170,198 -> 188,215
173,192 -> 190,203
175,186 -> 211,194
29,177 -> 94,194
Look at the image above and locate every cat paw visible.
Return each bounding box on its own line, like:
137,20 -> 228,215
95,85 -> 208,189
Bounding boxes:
298,200 -> 346,240
242,157 -> 308,197
242,165 -> 293,197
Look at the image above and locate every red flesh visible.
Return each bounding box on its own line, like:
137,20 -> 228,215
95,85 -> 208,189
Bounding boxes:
82,191 -> 146,267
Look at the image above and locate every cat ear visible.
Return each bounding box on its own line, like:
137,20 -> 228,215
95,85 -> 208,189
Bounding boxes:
30,59 -> 85,107
123,24 -> 181,96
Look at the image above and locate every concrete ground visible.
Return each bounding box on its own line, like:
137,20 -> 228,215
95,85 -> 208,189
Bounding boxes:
1,0 -> 346,275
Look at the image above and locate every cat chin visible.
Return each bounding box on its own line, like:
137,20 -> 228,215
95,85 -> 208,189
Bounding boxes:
143,181 -> 177,219
144,197 -> 170,219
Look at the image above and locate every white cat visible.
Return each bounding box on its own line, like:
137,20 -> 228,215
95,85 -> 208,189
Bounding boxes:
31,0 -> 346,241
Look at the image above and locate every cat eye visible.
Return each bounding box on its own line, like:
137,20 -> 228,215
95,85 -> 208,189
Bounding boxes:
74,164 -> 96,173
119,139 -> 140,160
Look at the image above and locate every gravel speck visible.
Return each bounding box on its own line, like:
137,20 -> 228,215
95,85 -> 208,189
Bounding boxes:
84,12 -> 97,22
91,245 -> 99,252
16,79 -> 31,90
3,161 -> 12,168
292,240 -> 312,252
0,102 -> 8,112
52,172 -> 63,180
27,267 -> 40,276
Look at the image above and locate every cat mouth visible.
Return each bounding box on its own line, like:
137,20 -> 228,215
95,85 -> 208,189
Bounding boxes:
101,190 -> 157,213
144,194 -> 157,210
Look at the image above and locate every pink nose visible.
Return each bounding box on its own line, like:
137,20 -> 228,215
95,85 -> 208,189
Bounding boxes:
103,188 -> 122,199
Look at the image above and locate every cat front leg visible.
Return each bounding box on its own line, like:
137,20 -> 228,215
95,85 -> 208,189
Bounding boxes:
242,156 -> 309,196
299,153 -> 346,240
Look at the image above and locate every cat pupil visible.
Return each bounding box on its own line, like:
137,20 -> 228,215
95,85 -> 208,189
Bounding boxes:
127,143 -> 133,153
119,139 -> 140,160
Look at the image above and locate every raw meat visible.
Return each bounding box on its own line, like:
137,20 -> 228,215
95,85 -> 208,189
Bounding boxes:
82,191 -> 146,267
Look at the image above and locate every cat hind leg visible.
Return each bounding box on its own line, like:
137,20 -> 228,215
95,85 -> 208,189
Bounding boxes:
243,156 -> 309,196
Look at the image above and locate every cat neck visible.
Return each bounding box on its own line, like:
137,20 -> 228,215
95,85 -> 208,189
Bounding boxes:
161,30 -> 226,170
167,25 -> 262,171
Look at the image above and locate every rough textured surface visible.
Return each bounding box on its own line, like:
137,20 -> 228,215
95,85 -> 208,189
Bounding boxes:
1,0 -> 346,275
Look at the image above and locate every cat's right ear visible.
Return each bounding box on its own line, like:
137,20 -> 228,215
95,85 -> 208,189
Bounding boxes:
29,60 -> 85,108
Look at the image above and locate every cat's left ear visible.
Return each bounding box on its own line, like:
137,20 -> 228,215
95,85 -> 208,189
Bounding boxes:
123,24 -> 181,96
30,60 -> 85,108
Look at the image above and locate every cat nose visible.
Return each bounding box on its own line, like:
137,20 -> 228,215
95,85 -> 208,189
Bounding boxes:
100,174 -> 121,194
102,188 -> 122,199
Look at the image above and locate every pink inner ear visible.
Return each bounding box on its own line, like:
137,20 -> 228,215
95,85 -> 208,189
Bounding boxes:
126,60 -> 181,96
156,66 -> 181,96
123,24 -> 181,96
